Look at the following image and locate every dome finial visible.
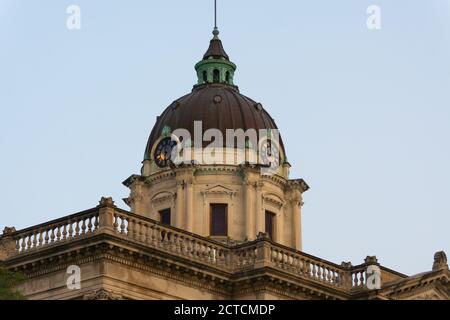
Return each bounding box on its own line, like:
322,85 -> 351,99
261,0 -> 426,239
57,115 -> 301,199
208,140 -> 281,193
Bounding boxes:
213,27 -> 220,40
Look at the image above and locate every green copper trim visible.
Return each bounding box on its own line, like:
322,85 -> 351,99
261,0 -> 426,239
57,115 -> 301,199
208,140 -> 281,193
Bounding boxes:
195,29 -> 237,86
195,59 -> 236,85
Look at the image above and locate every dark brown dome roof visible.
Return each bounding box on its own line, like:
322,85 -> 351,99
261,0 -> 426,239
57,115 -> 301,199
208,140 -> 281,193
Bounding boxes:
144,83 -> 285,159
203,39 -> 230,60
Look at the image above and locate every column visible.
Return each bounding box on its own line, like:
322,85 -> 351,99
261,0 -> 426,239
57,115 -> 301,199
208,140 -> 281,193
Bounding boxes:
275,208 -> 284,245
245,181 -> 255,240
185,179 -> 194,232
291,192 -> 302,251
175,181 -> 184,229
255,182 -> 264,235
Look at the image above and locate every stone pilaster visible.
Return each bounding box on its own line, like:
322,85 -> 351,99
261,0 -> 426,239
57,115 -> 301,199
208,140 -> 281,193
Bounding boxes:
175,180 -> 184,229
255,182 -> 264,235
185,178 -> 194,232
244,181 -> 255,241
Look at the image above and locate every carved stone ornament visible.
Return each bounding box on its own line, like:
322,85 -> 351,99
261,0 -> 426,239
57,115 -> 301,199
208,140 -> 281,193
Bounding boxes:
83,289 -> 122,300
2,227 -> 16,235
201,185 -> 237,198
98,197 -> 115,207
364,256 -> 379,265
432,251 -> 448,271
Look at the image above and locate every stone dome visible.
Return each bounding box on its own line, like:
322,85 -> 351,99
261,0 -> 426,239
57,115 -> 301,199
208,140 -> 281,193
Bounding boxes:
144,29 -> 285,160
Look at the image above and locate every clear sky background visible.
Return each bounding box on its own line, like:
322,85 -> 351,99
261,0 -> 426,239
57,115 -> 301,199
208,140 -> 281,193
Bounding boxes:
0,0 -> 449,275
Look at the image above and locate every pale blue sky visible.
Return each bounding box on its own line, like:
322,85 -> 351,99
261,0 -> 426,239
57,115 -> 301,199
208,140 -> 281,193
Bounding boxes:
0,0 -> 449,275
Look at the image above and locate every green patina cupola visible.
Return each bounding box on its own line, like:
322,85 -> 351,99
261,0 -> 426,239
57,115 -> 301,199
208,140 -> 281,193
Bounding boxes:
195,28 -> 236,86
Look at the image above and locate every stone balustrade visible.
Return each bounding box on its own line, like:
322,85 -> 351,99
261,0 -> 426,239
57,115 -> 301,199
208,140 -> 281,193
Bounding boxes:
350,265 -> 368,288
268,245 -> 345,287
0,199 -> 383,291
4,209 -> 99,255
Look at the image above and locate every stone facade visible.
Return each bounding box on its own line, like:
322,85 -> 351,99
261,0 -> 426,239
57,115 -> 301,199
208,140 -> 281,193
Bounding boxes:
0,198 -> 448,300
124,163 -> 307,251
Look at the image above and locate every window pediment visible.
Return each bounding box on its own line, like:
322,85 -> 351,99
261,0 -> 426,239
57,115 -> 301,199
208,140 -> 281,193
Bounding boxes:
263,193 -> 285,209
151,191 -> 175,205
201,185 -> 237,198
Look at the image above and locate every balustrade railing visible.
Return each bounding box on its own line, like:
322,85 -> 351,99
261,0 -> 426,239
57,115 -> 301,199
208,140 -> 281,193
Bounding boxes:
8,209 -> 99,255
269,245 -> 344,287
0,202 -> 378,291
350,265 -> 368,288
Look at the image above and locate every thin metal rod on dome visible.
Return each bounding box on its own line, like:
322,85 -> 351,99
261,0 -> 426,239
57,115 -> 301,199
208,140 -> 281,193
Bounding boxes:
214,0 -> 217,29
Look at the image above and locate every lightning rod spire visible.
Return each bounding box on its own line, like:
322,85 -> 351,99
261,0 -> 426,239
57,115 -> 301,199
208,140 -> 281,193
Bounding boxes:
213,0 -> 220,39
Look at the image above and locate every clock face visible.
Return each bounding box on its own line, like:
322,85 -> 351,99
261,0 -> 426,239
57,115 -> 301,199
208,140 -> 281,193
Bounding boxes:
154,137 -> 178,168
260,139 -> 280,168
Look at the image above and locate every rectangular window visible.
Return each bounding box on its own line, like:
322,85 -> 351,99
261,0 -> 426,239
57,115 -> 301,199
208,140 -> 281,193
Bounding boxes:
210,204 -> 228,236
265,211 -> 276,240
159,209 -> 171,226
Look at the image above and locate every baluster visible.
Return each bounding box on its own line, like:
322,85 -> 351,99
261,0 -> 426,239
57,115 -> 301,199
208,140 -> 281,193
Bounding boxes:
133,220 -> 140,240
75,220 -> 80,237
56,225 -> 61,241
87,216 -> 93,233
26,234 -> 32,251
176,234 -> 182,252
94,214 -> 99,230
38,229 -> 43,247
209,246 -> 215,263
81,218 -> 87,235
171,233 -> 178,252
323,266 -> 328,282
146,224 -> 153,244
155,227 -> 161,247
127,218 -> 134,238
62,224 -> 67,240
294,256 -> 300,273
179,235 -> 186,255
326,268 -> 332,283
150,225 -> 157,246
171,232 -> 177,252
15,238 -> 20,252
311,263 -> 317,278
191,240 -> 197,258
20,237 -> 26,252
140,222 -> 147,243
68,221 -> 74,238
204,245 -> 210,262
50,227 -> 55,243
360,271 -> 365,287
199,243 -> 205,260
32,231 -> 38,249
44,228 -> 50,244
119,215 -> 125,234
187,238 -> 193,257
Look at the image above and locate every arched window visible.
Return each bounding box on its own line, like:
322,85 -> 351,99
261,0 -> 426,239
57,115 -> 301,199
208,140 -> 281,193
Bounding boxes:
225,71 -> 230,83
202,71 -> 208,83
213,69 -> 220,83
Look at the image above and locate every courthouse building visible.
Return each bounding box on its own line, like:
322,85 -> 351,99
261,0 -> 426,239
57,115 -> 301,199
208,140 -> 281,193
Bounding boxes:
0,26 -> 449,300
